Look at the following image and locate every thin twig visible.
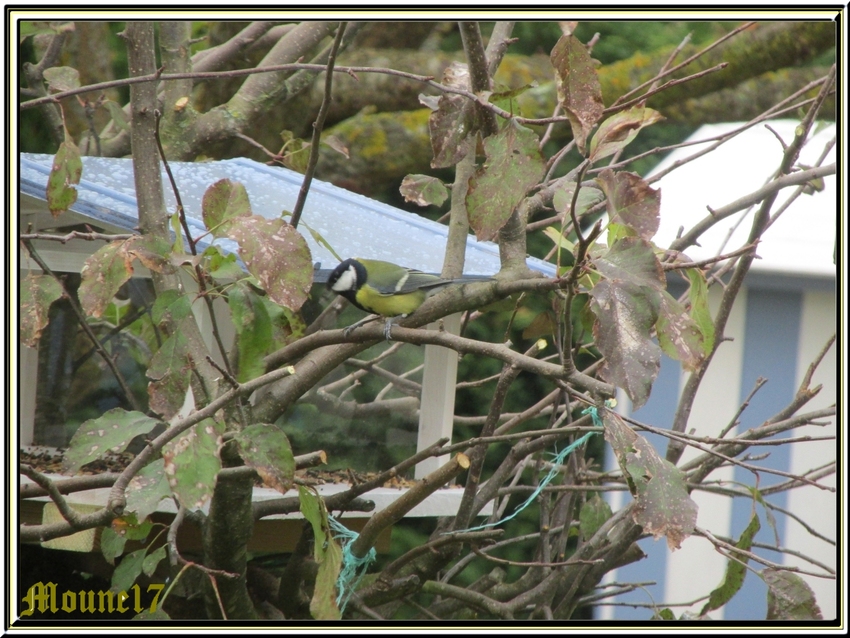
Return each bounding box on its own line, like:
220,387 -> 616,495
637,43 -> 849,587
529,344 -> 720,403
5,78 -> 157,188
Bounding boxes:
291,22 -> 347,230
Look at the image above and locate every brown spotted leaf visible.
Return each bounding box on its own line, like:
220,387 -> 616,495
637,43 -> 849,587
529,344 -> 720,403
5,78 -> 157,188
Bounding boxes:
20,273 -> 64,347
603,410 -> 698,550
657,290 -> 707,371
62,408 -> 161,474
764,569 -> 824,620
125,459 -> 171,522
466,120 -> 545,241
79,236 -> 168,318
596,170 -> 660,242
550,34 -> 604,155
589,279 -> 661,409
233,424 -> 296,493
227,215 -> 313,311
162,418 -> 225,511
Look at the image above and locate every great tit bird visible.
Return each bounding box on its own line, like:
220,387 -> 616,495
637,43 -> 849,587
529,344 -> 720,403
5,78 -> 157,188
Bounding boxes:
327,258 -> 492,339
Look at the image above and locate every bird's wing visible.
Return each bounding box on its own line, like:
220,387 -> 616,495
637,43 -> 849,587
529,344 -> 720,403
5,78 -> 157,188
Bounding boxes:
384,269 -> 443,295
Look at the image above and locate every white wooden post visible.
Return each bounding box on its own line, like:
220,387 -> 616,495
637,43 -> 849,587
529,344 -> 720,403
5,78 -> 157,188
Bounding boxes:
415,313 -> 461,479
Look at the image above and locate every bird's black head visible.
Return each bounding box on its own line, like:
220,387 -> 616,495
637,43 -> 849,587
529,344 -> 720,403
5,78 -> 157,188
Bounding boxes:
327,258 -> 366,295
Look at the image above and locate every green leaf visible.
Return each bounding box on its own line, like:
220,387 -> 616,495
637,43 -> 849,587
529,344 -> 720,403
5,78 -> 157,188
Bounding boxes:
100,526 -> 127,566
233,424 -> 296,494
603,410 -> 698,550
300,220 -> 342,263
142,545 -> 168,578
204,246 -> 246,283
589,279 -> 661,409
552,180 -> 604,218
467,120 -> 545,241
147,331 -> 191,419
280,131 -> 311,174
104,99 -> 130,132
579,494 -> 613,541
593,236 -> 665,290
134,608 -> 171,620
701,512 -> 760,614
46,139 -> 83,216
400,174 -> 449,208
589,107 -> 664,163
521,311 -> 557,340
656,290 -> 707,371
764,569 -> 823,620
686,268 -> 715,355
299,486 -> 342,620
111,548 -> 147,594
227,216 -> 313,311
43,66 -> 80,92
550,34 -> 604,155
62,409 -> 161,474
652,608 -> 676,620
150,289 -> 192,326
20,273 -> 63,347
228,283 -> 273,382
596,170 -> 660,241
162,418 -> 225,510
112,514 -> 153,542
203,179 -> 252,236
126,459 -> 171,521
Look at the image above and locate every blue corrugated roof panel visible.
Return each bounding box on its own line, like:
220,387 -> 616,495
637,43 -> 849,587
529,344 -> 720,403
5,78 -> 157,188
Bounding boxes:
21,154 -> 556,281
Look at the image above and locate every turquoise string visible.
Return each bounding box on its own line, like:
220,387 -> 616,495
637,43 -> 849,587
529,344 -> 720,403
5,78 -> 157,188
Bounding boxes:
328,515 -> 376,614
451,430 -> 598,534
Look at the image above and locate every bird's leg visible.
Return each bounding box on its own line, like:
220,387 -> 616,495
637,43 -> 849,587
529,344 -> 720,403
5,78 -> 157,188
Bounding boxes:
342,314 -> 381,338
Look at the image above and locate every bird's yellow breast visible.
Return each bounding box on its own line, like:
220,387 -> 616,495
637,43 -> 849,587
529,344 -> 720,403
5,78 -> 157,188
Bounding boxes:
355,286 -> 427,317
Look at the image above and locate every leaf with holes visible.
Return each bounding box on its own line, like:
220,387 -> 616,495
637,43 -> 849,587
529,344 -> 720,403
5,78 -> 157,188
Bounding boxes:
467,120 -> 545,241
162,418 -> 225,511
603,410 -> 698,550
550,34 -> 603,155
63,409 -> 161,474
596,170 -> 660,242
20,273 -> 63,347
46,139 -> 83,216
227,216 -> 313,311
233,424 -> 296,493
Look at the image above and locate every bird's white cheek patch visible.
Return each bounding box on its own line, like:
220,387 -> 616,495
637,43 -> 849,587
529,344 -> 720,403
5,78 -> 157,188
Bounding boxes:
332,267 -> 358,292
